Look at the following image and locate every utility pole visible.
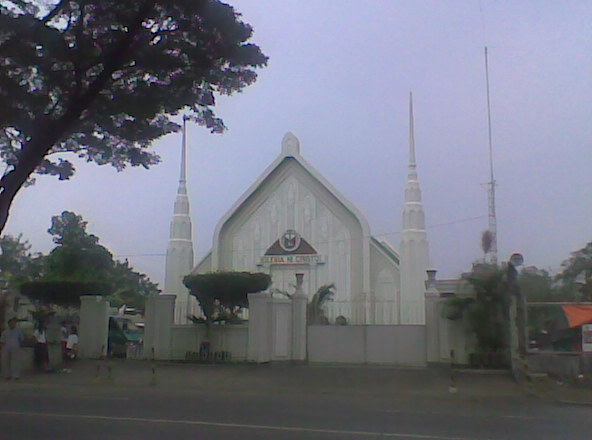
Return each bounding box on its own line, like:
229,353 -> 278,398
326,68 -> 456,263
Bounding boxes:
507,253 -> 527,382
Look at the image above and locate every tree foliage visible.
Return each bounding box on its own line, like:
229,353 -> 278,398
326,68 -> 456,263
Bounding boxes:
556,241 -> 592,301
108,259 -> 160,310
465,265 -> 509,353
0,233 -> 44,292
17,210 -> 159,310
20,280 -> 110,307
0,0 -> 267,233
48,210 -> 100,248
307,283 -> 335,324
184,271 -> 271,323
45,211 -> 114,281
443,264 -> 509,354
518,267 -> 555,302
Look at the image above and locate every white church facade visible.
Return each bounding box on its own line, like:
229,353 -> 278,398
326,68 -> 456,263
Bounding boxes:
165,95 -> 430,325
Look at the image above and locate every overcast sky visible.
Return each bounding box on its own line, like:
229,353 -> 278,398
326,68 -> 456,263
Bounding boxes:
5,0 -> 591,288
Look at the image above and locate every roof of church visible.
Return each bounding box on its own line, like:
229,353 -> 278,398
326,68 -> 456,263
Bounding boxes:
212,132 -> 372,256
371,237 -> 400,265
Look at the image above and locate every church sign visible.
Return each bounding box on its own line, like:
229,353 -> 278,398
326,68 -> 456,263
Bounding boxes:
260,254 -> 324,265
259,230 -> 325,266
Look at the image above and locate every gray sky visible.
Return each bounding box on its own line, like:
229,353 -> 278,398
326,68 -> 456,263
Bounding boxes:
5,0 -> 591,287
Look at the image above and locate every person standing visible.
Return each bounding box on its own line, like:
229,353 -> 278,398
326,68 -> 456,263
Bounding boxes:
60,321 -> 68,360
1,317 -> 24,380
33,321 -> 50,372
63,325 -> 79,373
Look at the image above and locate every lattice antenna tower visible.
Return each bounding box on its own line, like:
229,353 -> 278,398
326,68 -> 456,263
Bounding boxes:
484,47 -> 498,264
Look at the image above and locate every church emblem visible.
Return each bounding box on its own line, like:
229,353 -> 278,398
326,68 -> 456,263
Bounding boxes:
259,230 -> 324,265
280,229 -> 301,252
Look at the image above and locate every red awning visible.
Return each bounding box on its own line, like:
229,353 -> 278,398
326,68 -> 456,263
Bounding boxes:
562,306 -> 592,328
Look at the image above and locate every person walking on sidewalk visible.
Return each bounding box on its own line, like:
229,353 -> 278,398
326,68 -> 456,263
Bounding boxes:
1,317 -> 24,380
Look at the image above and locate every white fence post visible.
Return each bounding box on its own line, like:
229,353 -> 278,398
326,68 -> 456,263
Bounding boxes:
247,292 -> 272,362
143,294 -> 175,360
79,295 -> 110,359
291,292 -> 307,361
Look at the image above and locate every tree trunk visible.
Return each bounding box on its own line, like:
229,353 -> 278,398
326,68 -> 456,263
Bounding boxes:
0,129 -> 57,234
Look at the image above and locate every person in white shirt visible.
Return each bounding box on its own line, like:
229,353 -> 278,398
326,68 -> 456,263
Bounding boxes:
33,321 -> 50,372
1,317 -> 24,380
62,325 -> 79,373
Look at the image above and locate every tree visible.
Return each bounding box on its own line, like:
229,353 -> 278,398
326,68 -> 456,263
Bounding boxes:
20,280 -> 110,308
48,210 -> 100,248
0,233 -> 44,292
0,0 -> 267,234
464,264 -> 509,354
556,241 -> 592,301
443,263 -> 509,363
519,267 -> 555,302
22,210 -> 159,310
184,271 -> 271,324
108,259 -> 159,311
45,211 -> 114,281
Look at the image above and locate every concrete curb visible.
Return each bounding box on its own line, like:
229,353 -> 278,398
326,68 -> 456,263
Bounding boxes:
556,400 -> 592,406
520,383 -> 592,407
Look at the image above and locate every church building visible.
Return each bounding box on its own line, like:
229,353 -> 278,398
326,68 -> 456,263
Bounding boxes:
165,95 -> 430,325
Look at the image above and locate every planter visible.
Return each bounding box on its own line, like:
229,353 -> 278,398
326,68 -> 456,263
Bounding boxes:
185,349 -> 232,363
469,352 -> 508,369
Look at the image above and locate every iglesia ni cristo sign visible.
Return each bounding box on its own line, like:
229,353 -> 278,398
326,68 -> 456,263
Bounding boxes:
258,230 -> 325,266
260,254 -> 325,265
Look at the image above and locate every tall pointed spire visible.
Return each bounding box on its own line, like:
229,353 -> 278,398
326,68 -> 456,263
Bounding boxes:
399,93 -> 430,324
180,116 -> 187,184
165,116 -> 195,323
408,92 -> 417,178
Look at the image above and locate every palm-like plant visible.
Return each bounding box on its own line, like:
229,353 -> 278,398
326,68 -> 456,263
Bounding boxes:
307,284 -> 335,324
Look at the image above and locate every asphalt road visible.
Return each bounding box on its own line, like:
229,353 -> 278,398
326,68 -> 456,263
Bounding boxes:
0,361 -> 589,439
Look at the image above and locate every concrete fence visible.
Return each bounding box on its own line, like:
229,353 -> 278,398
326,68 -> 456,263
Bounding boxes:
308,325 -> 427,365
76,287 -> 475,368
142,292 -> 307,362
527,352 -> 592,377
425,292 -> 475,365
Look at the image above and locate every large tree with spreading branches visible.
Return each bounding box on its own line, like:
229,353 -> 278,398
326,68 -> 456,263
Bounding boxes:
0,0 -> 267,233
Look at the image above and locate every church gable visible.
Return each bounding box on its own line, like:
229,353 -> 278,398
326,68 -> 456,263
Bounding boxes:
215,153 -> 366,270
220,167 -> 351,272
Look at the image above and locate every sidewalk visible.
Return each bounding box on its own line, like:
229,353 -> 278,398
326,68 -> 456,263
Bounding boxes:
0,359 -> 518,397
522,374 -> 592,406
3,359 -> 591,406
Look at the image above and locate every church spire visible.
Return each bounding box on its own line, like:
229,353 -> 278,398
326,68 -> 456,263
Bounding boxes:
399,92 -> 430,324
408,92 -> 417,178
402,92 -> 425,222
180,116 -> 187,184
165,116 -> 195,323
